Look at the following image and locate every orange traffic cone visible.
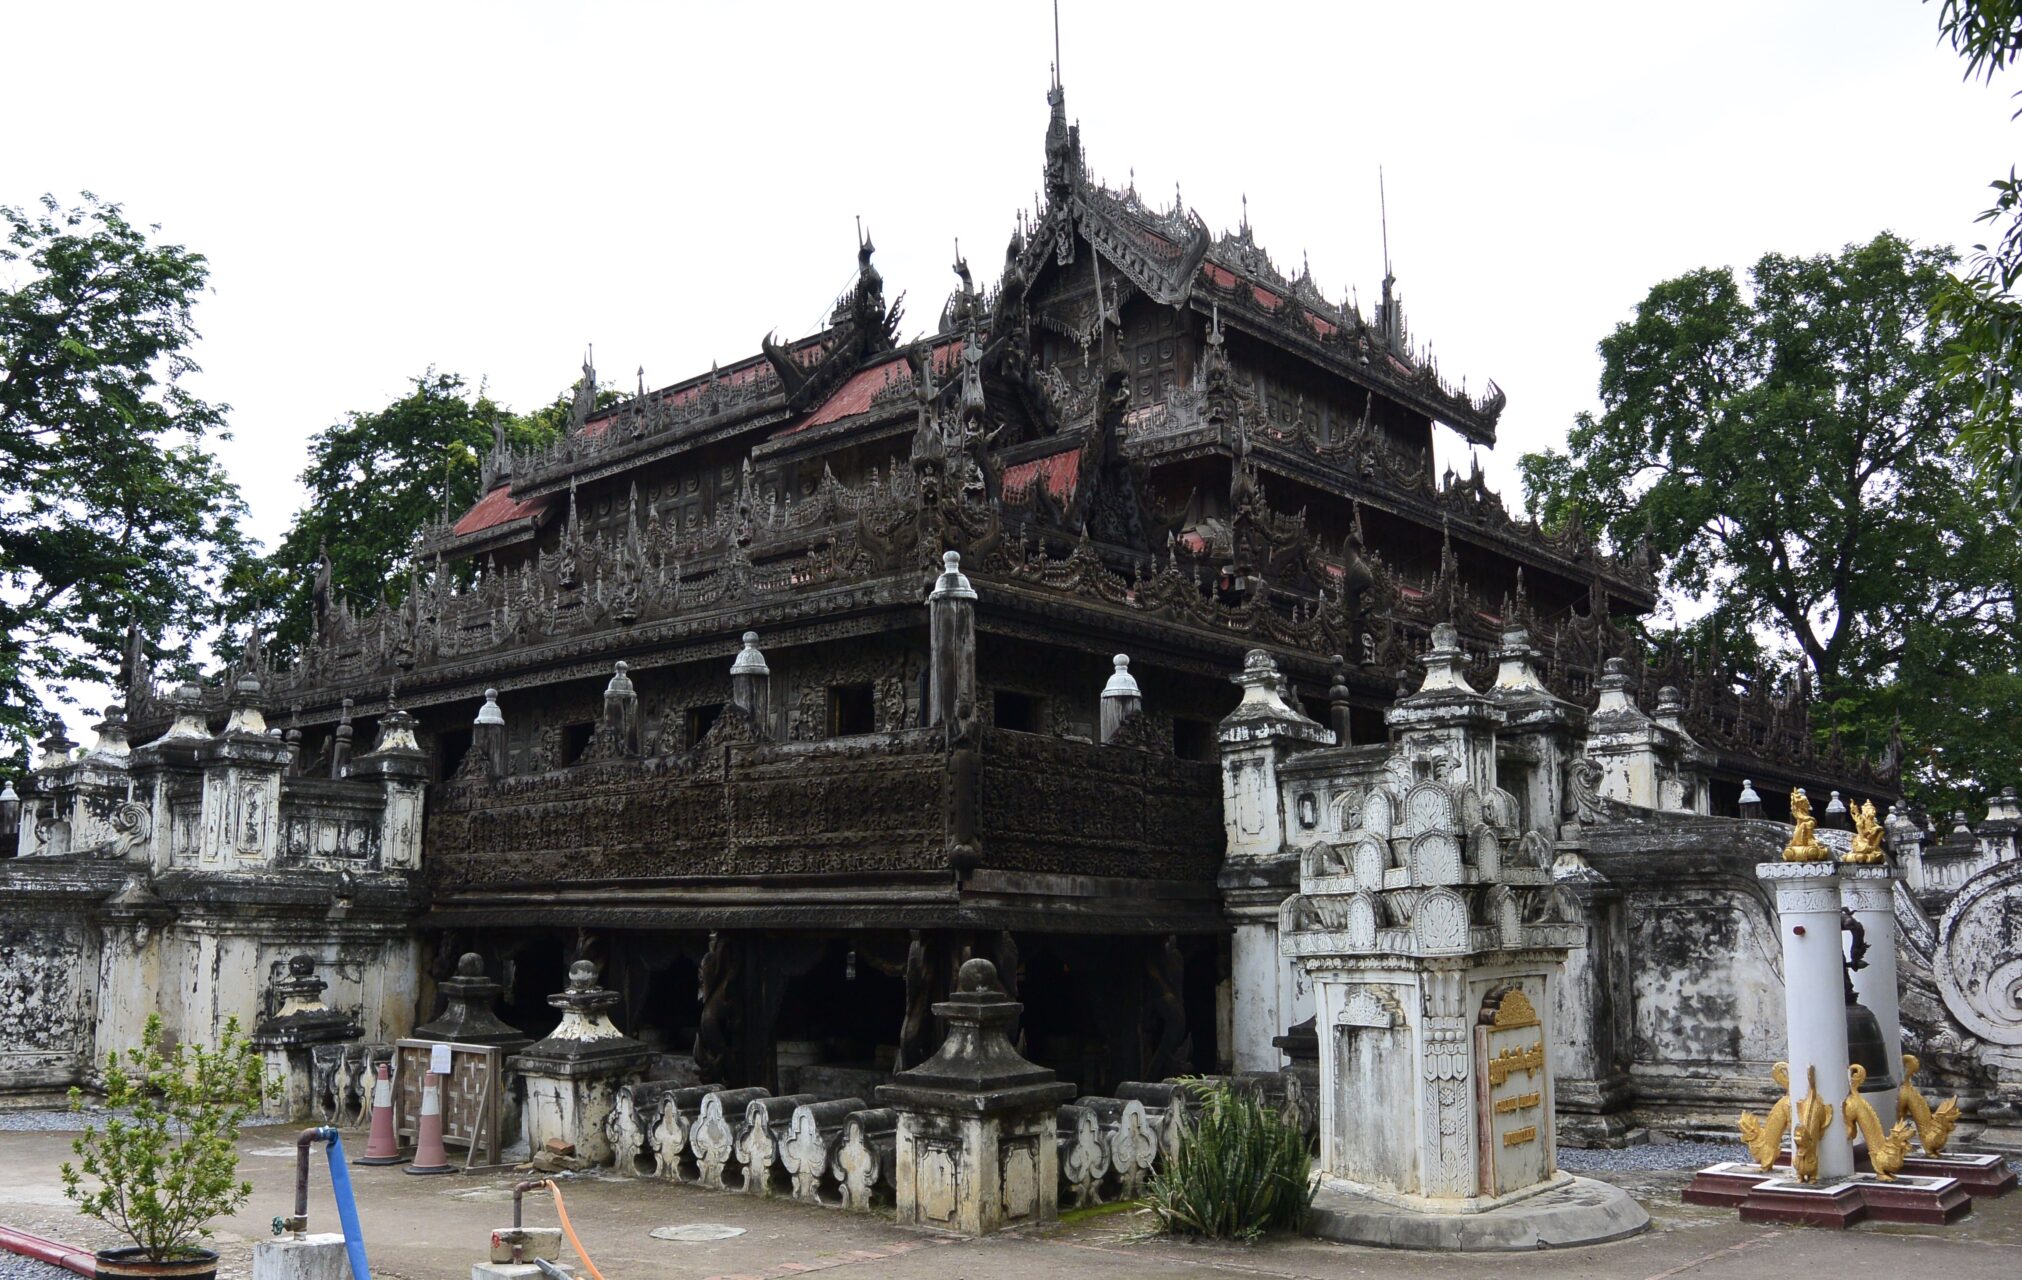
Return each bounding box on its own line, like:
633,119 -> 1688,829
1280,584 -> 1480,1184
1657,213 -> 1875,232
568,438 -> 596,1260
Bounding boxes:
356,1063 -> 403,1165
405,1071 -> 455,1175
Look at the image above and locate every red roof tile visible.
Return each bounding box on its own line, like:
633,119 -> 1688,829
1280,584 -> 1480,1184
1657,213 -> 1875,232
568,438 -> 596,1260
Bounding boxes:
773,339 -> 963,438
1251,284 -> 1282,311
1002,446 -> 1081,505
1201,263 -> 1239,289
452,485 -> 551,536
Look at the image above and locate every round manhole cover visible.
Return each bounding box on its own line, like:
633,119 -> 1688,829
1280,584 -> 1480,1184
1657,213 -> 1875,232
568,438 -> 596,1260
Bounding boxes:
649,1224 -> 746,1243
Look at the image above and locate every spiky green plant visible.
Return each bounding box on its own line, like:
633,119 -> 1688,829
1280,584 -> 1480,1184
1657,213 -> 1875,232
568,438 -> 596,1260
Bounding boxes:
60,1014 -> 267,1262
1144,1079 -> 1315,1240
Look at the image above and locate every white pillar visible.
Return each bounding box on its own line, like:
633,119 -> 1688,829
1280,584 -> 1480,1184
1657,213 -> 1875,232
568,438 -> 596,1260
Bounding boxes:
1758,862 -> 1854,1181
1840,864 -> 1902,1122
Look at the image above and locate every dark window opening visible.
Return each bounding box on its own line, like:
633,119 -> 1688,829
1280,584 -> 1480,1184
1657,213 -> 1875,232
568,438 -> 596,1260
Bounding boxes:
1350,706 -> 1386,746
993,691 -> 1043,733
562,722 -> 595,764
828,683 -> 876,736
685,703 -> 724,745
1172,717 -> 1216,761
1300,695 -> 1331,727
436,728 -> 472,781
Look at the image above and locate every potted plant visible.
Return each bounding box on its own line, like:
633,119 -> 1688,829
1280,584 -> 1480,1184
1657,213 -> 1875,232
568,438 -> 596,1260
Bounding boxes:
61,1014 -> 267,1280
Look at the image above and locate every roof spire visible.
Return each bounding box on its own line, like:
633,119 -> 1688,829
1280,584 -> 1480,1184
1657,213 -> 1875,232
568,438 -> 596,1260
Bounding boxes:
1052,0 -> 1062,89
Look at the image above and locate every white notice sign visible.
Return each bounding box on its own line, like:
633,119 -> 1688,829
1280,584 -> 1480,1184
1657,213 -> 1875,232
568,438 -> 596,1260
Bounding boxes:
429,1043 -> 453,1075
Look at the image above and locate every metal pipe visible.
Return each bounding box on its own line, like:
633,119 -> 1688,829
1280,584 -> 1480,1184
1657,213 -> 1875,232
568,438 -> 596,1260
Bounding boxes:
285,1128 -> 326,1233
512,1180 -> 549,1230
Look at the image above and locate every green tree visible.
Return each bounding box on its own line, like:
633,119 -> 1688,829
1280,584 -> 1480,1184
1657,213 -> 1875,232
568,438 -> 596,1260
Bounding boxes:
1931,0 -> 2022,510
223,372 -> 574,656
1520,234 -> 2021,812
0,194 -> 246,768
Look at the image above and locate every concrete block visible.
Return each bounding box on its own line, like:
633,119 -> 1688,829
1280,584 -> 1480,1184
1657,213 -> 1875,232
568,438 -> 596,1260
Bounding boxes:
253,1234 -> 351,1280
473,1264 -> 574,1280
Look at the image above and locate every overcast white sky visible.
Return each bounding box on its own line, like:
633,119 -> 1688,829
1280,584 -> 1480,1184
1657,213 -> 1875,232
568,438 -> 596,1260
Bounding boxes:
6,0 -> 2015,726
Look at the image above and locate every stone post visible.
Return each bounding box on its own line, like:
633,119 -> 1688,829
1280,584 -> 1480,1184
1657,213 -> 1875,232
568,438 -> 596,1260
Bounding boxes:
510,961 -> 649,1165
1584,659 -> 1662,808
1098,654 -> 1141,744
252,955 -> 362,1120
1327,654 -> 1354,747
417,953 -> 531,1149
348,708 -> 428,871
927,551 -> 976,741
1758,861 -> 1856,1182
877,958 -> 1074,1236
128,681 -> 211,872
473,690 -> 507,777
1216,650 -> 1332,1072
729,633 -> 772,740
328,699 -> 355,779
194,673 -> 291,868
1840,863 -> 1903,1122
1650,686 -> 1714,815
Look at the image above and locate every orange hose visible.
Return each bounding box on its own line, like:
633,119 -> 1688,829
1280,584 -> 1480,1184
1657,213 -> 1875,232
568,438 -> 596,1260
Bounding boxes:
543,1180 -> 609,1280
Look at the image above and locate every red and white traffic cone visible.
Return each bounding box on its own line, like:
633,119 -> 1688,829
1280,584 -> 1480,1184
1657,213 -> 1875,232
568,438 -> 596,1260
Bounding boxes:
356,1062 -> 403,1165
405,1071 -> 455,1175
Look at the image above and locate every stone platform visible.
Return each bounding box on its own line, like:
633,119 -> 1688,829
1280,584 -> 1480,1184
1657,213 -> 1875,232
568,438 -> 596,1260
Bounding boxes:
1683,1161 -> 1975,1226
1305,1175 -> 1649,1250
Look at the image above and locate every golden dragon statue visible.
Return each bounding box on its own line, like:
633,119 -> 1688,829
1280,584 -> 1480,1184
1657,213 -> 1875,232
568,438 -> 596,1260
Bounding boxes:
1843,1063 -> 1913,1180
1790,1065 -> 1834,1183
1898,1053 -> 1960,1155
1738,1061 -> 1793,1171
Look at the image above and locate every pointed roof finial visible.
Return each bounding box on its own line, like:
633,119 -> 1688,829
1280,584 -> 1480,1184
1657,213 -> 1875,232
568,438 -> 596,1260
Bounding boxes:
1052,0 -> 1062,89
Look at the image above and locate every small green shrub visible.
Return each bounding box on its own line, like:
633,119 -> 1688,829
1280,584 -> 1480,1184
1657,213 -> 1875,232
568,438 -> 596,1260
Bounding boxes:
1145,1078 -> 1315,1240
60,1014 -> 266,1262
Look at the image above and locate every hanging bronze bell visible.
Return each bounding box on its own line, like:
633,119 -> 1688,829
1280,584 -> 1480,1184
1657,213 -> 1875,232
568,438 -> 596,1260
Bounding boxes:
1845,998 -> 1898,1094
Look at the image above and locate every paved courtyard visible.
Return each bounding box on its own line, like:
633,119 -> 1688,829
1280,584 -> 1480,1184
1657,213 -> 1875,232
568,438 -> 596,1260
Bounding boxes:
1,1123 -> 2017,1280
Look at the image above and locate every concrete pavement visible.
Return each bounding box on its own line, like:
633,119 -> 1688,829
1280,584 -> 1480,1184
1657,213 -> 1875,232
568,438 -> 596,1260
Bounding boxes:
2,1124 -> 2017,1280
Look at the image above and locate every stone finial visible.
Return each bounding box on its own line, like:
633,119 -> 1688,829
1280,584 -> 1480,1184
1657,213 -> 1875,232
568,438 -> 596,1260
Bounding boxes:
1986,786 -> 2021,822
1492,627 -> 1547,694
605,660 -> 635,698
1099,654 -> 1143,745
929,549 -> 977,602
1654,686 -> 1686,721
224,669 -> 267,736
1413,623 -> 1477,696
1220,649 -> 1330,745
415,952 -> 527,1048
1101,654 -> 1140,700
1591,657 -> 1649,723
1739,778 -> 1761,810
372,708 -> 421,754
474,689 -> 504,727
729,632 -> 769,676
36,726 -> 77,768
88,705 -> 131,760
1824,789 -> 1848,829
157,682 -> 210,743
